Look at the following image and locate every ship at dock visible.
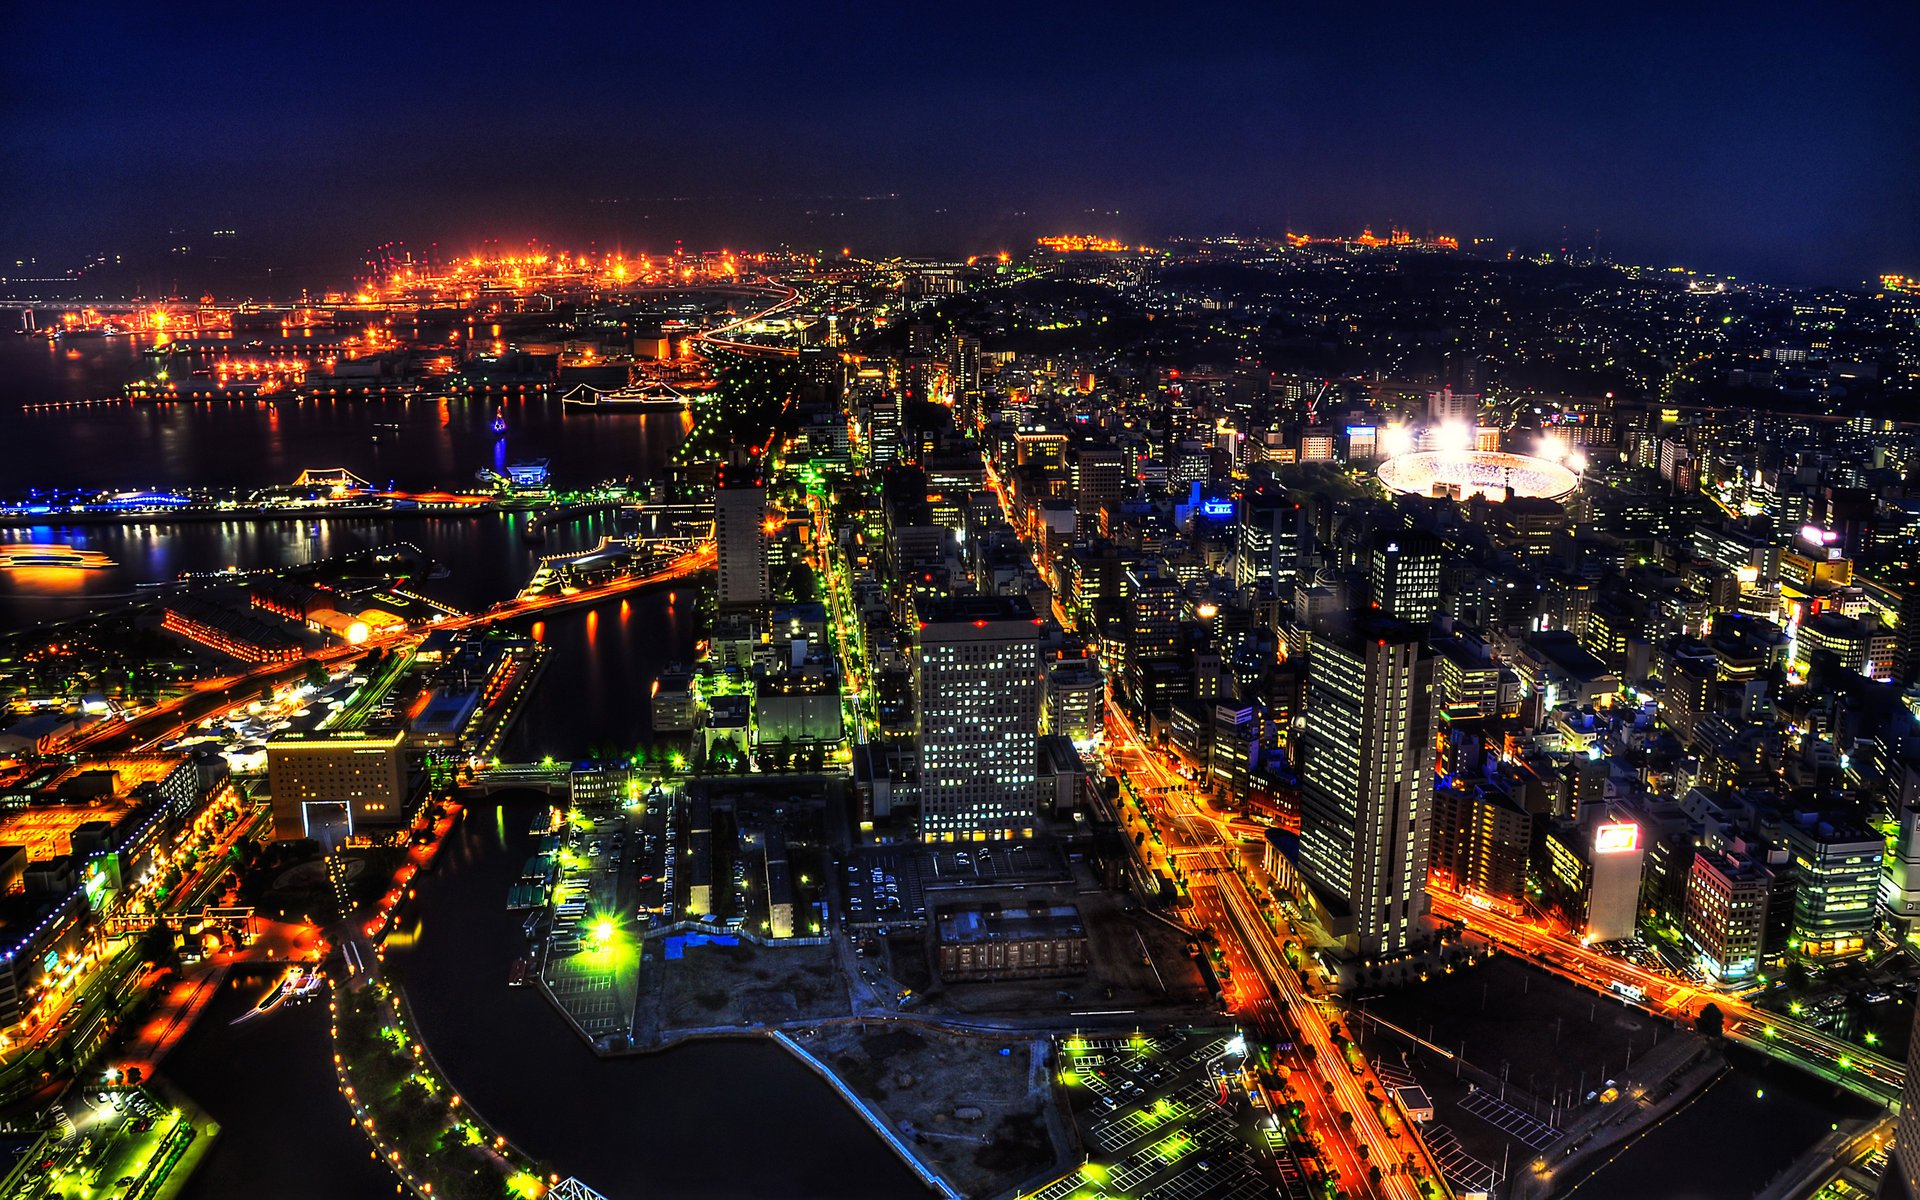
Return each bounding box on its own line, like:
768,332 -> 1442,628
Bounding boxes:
559,380 -> 692,411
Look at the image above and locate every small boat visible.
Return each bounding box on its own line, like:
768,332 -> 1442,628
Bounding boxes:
491,406 -> 508,436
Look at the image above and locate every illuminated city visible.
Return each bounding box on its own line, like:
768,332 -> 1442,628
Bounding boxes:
0,6 -> 1917,1200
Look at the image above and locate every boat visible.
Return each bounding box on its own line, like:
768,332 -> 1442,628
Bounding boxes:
491,406 -> 508,435
560,381 -> 693,411
0,543 -> 114,569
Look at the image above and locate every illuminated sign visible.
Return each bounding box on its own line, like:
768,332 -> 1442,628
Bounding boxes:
1594,823 -> 1640,854
1200,500 -> 1236,519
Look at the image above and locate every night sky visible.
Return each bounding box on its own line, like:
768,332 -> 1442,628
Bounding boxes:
3,2 -> 1915,286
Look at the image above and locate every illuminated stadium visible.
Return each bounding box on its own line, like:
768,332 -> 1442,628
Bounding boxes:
1377,449 -> 1579,503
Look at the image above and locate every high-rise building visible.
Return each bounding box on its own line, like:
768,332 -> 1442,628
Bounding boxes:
715,467 -> 769,609
1429,785 -> 1532,908
1234,490 -> 1307,591
1071,446 -> 1128,541
1892,1003 -> 1920,1199
1043,658 -> 1106,751
1297,617 -> 1439,959
868,394 -> 901,467
1123,564 -> 1182,663
916,596 -> 1043,843
1683,848 -> 1772,981
1881,768 -> 1920,938
1368,531 -> 1442,625
948,331 -> 981,399
1787,816 -> 1880,959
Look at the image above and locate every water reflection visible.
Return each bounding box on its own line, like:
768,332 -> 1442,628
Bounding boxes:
386,801 -> 921,1200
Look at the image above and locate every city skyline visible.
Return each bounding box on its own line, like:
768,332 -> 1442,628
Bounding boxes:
3,6 -> 1919,1198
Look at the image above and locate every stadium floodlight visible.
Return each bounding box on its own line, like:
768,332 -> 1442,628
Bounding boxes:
1380,423 -> 1415,460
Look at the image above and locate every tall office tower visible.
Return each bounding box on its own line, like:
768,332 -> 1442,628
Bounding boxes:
1894,1003 -> 1920,1198
1123,564 -> 1183,664
1234,489 -> 1307,591
1298,617 -> 1440,959
715,467 -> 769,609
948,331 -> 981,399
868,392 -> 902,467
1368,530 -> 1443,625
1071,445 -> 1128,541
916,596 -> 1044,842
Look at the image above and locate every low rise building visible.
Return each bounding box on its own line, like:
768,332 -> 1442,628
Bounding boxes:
934,903 -> 1088,980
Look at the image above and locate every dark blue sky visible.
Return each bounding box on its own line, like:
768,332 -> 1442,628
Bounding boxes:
3,2 -> 1915,286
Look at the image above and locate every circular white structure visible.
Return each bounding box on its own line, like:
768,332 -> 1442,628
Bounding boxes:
1377,449 -> 1578,503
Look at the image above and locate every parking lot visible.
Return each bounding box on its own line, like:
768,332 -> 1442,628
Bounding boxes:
536,781 -> 654,1044
923,841 -> 1070,888
840,840 -> 1081,931
841,845 -> 927,929
6,1088 -> 195,1200
1026,1028 -> 1300,1200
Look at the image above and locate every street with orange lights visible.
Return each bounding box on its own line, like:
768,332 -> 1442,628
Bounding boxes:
1427,886 -> 1904,1105
1108,706 -> 1451,1199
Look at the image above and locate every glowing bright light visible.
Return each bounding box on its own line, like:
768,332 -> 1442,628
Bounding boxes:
1594,823 -> 1639,854
1434,422 -> 1473,453
1380,423 -> 1415,460
1377,449 -> 1579,502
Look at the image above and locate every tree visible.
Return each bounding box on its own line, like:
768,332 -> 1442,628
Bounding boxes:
136,923 -> 177,968
1697,1003 -> 1724,1039
304,662 -> 329,689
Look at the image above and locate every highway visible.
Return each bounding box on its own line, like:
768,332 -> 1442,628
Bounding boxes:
1105,707 -> 1450,1199
690,284 -> 805,357
1427,887 -> 1905,1106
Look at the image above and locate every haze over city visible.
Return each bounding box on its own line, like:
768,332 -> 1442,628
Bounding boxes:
4,3 -> 1916,287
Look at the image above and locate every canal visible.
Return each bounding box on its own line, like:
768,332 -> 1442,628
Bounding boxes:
167,985 -> 396,1200
380,796 -> 922,1199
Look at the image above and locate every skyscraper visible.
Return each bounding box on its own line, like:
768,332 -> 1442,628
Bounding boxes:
1368,530 -> 1442,625
916,595 -> 1043,843
715,466 -> 769,609
1071,445 -> 1128,542
1234,490 -> 1307,591
1298,617 -> 1439,959
1123,563 -> 1182,663
1891,1001 -> 1920,1198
